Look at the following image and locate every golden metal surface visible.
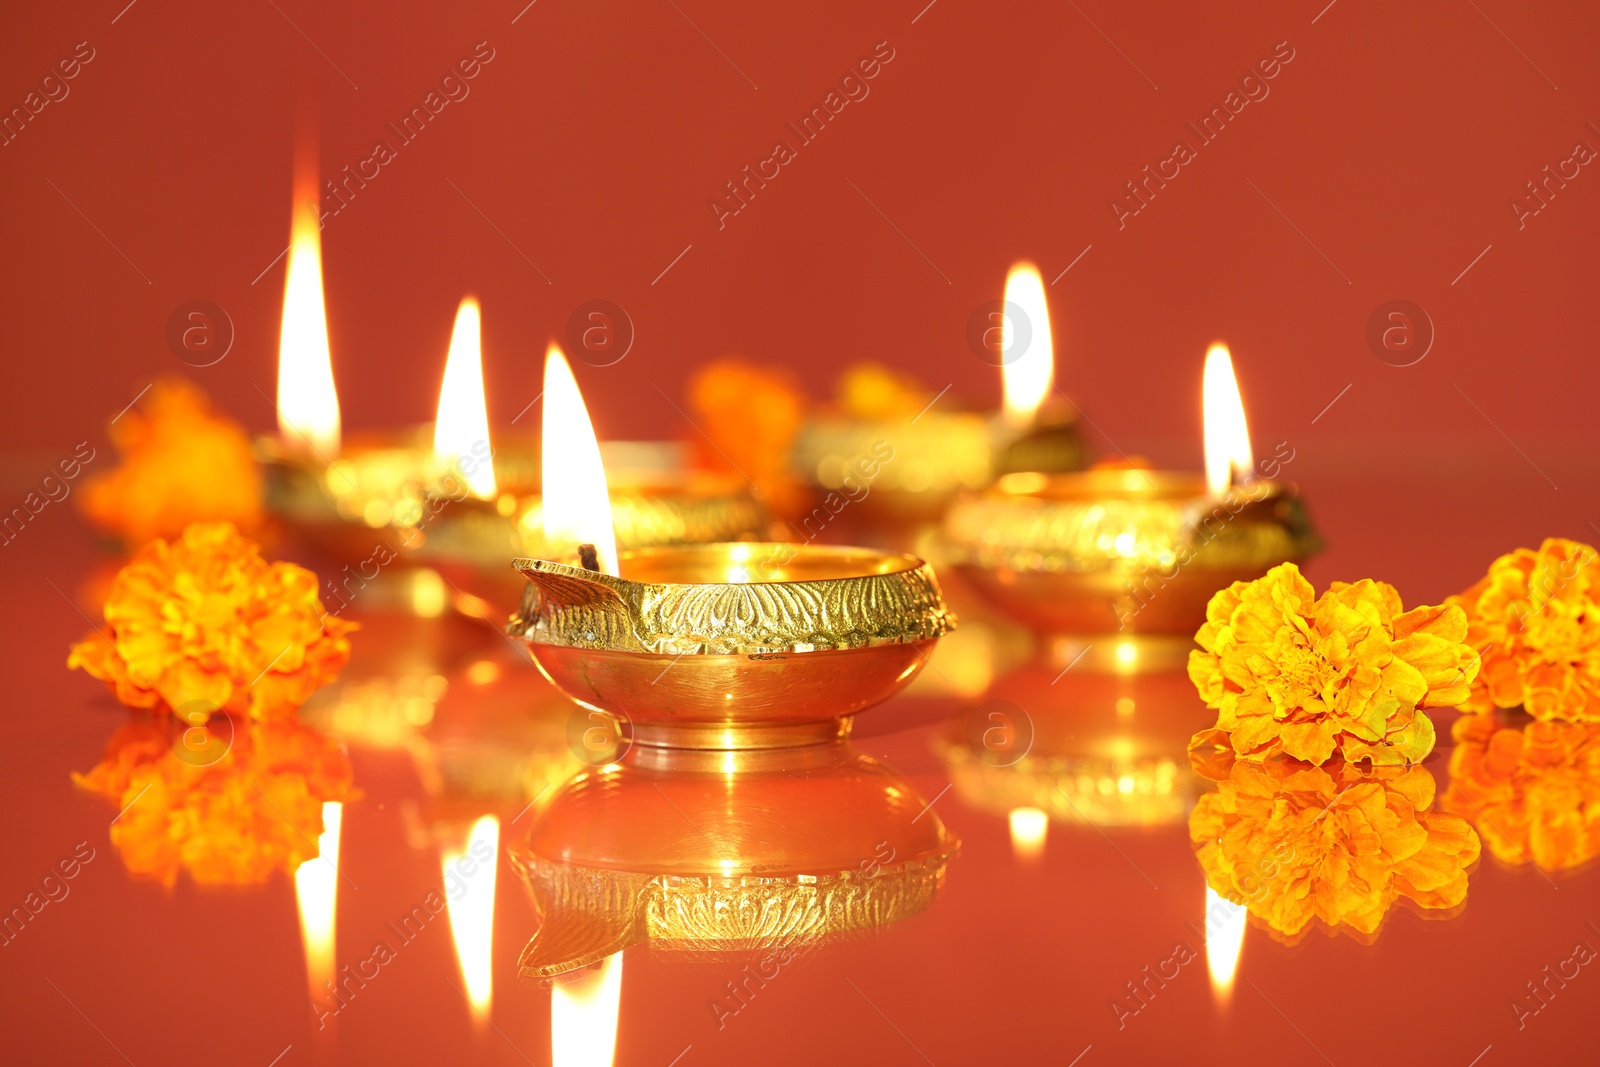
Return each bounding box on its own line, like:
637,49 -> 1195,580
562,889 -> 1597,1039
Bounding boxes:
509,743 -> 958,978
508,544 -> 955,747
941,469 -> 1320,635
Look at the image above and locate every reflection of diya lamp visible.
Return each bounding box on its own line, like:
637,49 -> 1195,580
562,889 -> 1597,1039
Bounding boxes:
942,344 -> 1319,667
509,349 -> 956,750
262,196 -> 767,609
933,661 -> 1208,840
790,264 -> 1084,534
509,741 -> 959,979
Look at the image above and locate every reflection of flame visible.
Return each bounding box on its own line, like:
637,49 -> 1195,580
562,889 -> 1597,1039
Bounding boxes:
1202,343 -> 1253,499
542,346 -> 618,574
443,815 -> 500,1020
1001,262 -> 1055,426
1008,807 -> 1048,861
277,165 -> 341,456
1204,886 -> 1246,1004
551,951 -> 624,1067
295,801 -> 343,1000
434,297 -> 497,499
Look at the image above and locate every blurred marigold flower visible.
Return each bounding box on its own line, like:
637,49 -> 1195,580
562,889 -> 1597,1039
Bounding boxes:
73,715 -> 355,887
1447,538 -> 1600,723
68,522 -> 354,721
1442,713 -> 1600,872
1189,731 -> 1479,939
835,362 -> 928,422
79,376 -> 264,545
685,358 -> 807,515
1188,563 -> 1478,766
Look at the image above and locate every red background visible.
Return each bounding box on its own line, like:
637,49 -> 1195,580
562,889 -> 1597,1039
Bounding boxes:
3,0 -> 1596,524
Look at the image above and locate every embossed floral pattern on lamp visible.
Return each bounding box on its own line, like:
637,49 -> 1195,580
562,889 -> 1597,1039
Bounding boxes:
509,349 -> 956,750
942,343 -> 1319,669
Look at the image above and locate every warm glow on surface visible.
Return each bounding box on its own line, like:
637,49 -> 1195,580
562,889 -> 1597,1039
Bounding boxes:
277,176 -> 341,456
1202,343 -> 1253,499
295,801 -> 342,999
443,815 -> 500,1020
1009,807 -> 1048,861
552,951 -> 624,1067
542,346 -> 618,574
1205,886 -> 1247,1003
434,297 -> 497,499
1001,262 -> 1055,426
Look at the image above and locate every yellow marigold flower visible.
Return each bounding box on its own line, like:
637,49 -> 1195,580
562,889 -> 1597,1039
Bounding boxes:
73,716 -> 355,887
67,522 -> 354,720
1188,562 -> 1478,765
1442,713 -> 1600,872
1189,733 -> 1479,939
79,376 -> 264,545
1448,538 -> 1600,723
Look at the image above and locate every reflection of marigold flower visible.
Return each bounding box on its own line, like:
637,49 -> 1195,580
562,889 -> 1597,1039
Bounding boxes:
74,716 -> 355,887
686,358 -> 806,512
836,362 -> 927,421
68,522 -> 354,720
1448,538 -> 1600,723
1442,713 -> 1600,872
79,376 -> 263,545
1188,563 -> 1478,765
1189,734 -> 1479,938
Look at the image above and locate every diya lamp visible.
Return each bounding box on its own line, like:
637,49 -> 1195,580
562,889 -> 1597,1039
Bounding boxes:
933,661 -> 1207,856
509,739 -> 958,981
788,262 -> 1086,536
508,348 -> 957,751
941,342 -> 1319,671
257,173 -> 766,614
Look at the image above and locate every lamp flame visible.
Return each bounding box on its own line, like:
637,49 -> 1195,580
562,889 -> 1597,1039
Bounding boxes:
277,166 -> 341,456
1204,886 -> 1247,1004
1001,262 -> 1055,426
294,801 -> 343,1003
541,346 -> 617,574
1202,343 -> 1253,499
1008,807 -> 1048,862
434,297 -> 497,499
552,951 -> 624,1067
442,815 -> 499,1021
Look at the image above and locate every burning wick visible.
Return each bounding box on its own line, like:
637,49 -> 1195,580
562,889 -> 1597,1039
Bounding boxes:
578,544 -> 601,572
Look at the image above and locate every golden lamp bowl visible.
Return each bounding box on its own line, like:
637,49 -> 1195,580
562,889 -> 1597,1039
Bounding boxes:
509,741 -> 959,979
507,544 -> 957,749
941,469 -> 1320,637
260,434 -> 769,610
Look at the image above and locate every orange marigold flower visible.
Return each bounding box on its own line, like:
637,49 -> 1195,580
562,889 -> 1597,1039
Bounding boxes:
67,522 -> 354,720
73,715 -> 356,887
1442,713 -> 1600,872
1447,538 -> 1600,723
1188,563 -> 1478,766
1189,732 -> 1479,939
836,362 -> 928,422
685,358 -> 807,514
79,376 -> 264,545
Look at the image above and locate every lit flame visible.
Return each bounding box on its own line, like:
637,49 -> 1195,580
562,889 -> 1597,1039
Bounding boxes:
1202,343 -> 1253,499
551,951 -> 624,1067
295,801 -> 343,1003
277,165 -> 341,456
1008,807 -> 1048,862
1001,262 -> 1055,426
443,815 -> 500,1021
1204,885 -> 1247,1004
542,345 -> 618,574
434,297 -> 497,499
